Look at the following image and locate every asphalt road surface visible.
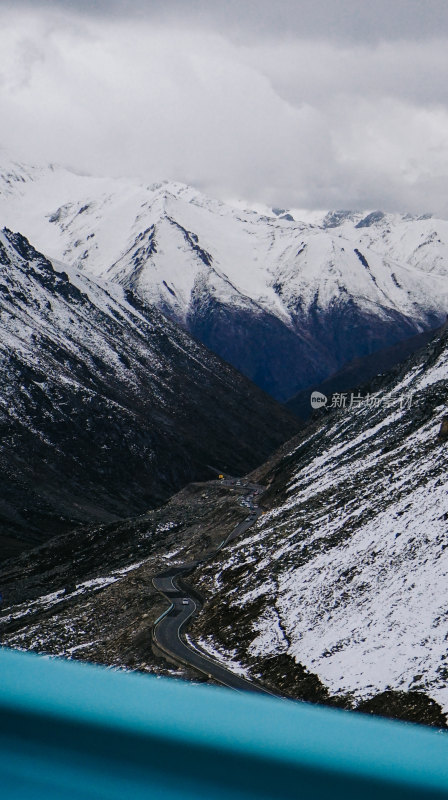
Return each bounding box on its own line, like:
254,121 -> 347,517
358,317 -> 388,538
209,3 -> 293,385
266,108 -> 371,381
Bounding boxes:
152,478 -> 276,695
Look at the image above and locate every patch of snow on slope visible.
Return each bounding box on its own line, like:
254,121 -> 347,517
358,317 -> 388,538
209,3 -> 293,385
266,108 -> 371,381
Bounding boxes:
196,327 -> 448,709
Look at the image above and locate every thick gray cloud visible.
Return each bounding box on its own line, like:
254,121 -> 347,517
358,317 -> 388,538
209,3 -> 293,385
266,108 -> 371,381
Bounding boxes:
6,0 -> 448,42
1,2 -> 448,215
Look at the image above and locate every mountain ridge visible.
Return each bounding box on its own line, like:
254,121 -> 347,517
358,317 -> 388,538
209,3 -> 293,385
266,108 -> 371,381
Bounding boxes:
1,156 -> 448,400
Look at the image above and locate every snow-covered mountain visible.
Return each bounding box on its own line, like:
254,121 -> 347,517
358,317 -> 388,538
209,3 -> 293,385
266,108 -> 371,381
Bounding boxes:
0,227 -> 298,560
2,156 -> 448,400
189,322 -> 448,722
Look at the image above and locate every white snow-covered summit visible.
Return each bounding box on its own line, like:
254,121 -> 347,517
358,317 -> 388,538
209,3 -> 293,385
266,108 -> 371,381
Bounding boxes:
1,155 -> 448,399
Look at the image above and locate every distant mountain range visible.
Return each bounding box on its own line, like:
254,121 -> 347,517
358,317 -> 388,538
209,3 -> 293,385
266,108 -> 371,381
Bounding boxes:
0,228 -> 298,560
1,156 -> 448,401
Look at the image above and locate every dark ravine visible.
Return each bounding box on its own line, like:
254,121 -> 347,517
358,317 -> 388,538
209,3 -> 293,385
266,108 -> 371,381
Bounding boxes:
286,319 -> 447,420
187,291 -> 436,401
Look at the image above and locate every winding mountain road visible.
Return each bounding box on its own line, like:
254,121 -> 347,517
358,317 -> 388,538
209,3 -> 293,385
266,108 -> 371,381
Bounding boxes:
152,479 -> 276,695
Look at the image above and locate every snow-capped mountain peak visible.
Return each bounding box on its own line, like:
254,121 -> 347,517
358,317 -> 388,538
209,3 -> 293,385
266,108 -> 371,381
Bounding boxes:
2,155 -> 448,399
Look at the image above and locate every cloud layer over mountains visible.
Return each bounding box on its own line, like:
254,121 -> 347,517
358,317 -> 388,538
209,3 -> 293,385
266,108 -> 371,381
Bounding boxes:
2,1 -> 448,215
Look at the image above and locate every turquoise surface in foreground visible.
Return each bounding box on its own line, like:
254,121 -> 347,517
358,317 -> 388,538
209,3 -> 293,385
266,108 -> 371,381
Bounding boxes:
1,646 -> 448,799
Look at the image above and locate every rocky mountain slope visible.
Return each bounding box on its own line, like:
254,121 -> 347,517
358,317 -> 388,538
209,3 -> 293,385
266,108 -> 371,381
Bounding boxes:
2,316 -> 448,726
1,156 -> 448,400
187,322 -> 448,724
0,228 -> 298,560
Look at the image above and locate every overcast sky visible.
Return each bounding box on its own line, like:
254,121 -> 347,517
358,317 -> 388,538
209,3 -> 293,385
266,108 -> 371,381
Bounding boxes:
2,1 -> 448,215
